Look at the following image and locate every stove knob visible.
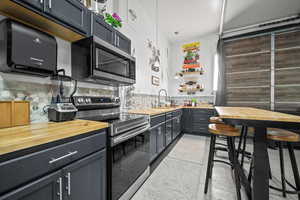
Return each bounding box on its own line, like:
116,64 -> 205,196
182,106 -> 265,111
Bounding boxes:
85,98 -> 91,104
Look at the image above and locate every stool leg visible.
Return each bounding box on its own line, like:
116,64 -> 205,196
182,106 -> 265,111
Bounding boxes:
237,126 -> 245,159
278,142 -> 287,197
204,135 -> 216,194
241,127 -> 248,167
228,137 -> 242,200
287,143 -> 300,200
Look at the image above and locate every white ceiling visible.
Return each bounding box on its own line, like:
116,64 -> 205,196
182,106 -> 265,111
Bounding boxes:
139,0 -> 300,43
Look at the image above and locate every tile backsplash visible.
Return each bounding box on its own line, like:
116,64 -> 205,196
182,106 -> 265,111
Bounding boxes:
0,76 -> 116,123
0,77 -> 214,123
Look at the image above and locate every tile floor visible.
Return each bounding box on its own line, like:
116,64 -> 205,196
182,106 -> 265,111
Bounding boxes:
131,134 -> 300,200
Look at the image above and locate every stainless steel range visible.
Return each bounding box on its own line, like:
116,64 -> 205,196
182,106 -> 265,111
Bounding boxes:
73,96 -> 150,200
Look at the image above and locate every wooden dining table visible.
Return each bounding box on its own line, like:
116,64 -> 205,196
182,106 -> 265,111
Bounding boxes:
215,107 -> 300,200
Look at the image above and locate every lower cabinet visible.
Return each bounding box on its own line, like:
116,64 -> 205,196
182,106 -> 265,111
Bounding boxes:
0,171 -> 61,200
182,108 -> 215,135
62,150 -> 106,200
172,115 -> 181,139
156,123 -> 166,155
0,150 -> 106,200
165,120 -> 172,146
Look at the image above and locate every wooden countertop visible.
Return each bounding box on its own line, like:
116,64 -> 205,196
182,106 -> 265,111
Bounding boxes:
215,107 -> 300,123
0,120 -> 109,156
129,105 -> 214,116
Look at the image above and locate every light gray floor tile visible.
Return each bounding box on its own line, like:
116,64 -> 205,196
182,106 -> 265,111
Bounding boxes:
131,134 -> 300,200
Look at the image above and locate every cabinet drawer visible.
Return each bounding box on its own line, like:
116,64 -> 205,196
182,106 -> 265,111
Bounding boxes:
0,131 -> 106,195
173,110 -> 182,117
166,112 -> 173,120
151,114 -> 165,127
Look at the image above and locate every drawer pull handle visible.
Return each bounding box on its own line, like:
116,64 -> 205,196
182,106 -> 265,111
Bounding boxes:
57,177 -> 63,200
49,151 -> 78,164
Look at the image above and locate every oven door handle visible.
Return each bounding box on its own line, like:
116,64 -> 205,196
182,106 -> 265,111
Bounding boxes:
111,124 -> 150,146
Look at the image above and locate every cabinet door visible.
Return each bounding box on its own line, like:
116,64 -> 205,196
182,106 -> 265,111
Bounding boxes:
115,32 -> 131,54
63,150 -> 106,200
172,116 -> 181,139
92,14 -> 114,44
156,124 -> 166,154
165,120 -> 172,146
149,128 -> 158,162
182,109 -> 192,133
0,171 -> 61,200
44,0 -> 89,33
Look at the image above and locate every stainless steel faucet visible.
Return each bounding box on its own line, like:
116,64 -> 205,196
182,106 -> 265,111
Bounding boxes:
158,89 -> 168,107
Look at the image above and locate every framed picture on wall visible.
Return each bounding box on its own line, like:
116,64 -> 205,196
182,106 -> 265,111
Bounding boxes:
152,76 -> 160,86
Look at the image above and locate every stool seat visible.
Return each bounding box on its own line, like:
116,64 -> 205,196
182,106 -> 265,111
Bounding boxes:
209,124 -> 241,137
209,116 -> 224,124
267,128 -> 300,142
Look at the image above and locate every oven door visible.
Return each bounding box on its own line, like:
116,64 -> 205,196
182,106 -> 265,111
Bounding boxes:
93,46 -> 135,85
109,124 -> 150,200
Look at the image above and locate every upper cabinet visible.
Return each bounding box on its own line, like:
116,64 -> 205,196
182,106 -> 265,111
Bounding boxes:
44,0 -> 89,34
0,0 -> 87,41
92,14 -> 114,44
91,14 -> 131,55
115,31 -> 131,54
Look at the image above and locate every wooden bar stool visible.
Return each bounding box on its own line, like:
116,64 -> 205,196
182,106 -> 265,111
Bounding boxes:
209,116 -> 224,124
204,124 -> 242,200
248,128 -> 300,199
267,128 -> 300,199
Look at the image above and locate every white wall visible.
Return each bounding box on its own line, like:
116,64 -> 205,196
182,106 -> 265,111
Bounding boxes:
168,34 -> 218,97
113,0 -> 171,95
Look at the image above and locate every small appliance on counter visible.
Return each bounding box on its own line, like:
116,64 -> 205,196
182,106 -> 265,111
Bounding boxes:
0,19 -> 57,76
48,69 -> 78,122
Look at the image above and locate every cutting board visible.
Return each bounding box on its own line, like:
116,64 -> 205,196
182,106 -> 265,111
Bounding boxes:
0,101 -> 30,128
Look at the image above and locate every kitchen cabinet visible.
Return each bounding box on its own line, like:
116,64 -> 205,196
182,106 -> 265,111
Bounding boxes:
92,14 -> 114,44
156,123 -> 166,154
172,115 -> 181,139
91,14 -> 131,54
62,150 -> 106,200
114,31 -> 131,54
0,171 -> 62,200
44,0 -> 89,34
0,150 -> 106,200
165,119 -> 172,146
182,108 -> 215,135
149,114 -> 166,162
0,131 -> 107,199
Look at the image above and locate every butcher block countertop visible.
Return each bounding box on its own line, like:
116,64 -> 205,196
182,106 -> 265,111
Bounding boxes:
0,120 -> 109,156
129,104 -> 214,116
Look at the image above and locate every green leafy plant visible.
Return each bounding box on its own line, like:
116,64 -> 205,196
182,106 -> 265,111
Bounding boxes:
105,13 -> 122,28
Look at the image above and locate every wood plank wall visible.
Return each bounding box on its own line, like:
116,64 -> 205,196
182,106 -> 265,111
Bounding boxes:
224,35 -> 271,109
224,29 -> 300,113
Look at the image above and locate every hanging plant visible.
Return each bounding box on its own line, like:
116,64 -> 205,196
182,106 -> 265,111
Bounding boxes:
105,13 -> 122,28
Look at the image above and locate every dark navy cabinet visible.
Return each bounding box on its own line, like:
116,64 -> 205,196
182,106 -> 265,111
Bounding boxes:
182,108 -> 214,135
0,171 -> 61,200
62,150 -> 106,200
92,14 -> 114,44
114,31 -> 131,54
44,0 -> 89,34
0,131 -> 107,200
165,119 -> 172,146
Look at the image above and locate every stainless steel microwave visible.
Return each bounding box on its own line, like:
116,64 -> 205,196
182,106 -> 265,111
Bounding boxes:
72,36 -> 136,85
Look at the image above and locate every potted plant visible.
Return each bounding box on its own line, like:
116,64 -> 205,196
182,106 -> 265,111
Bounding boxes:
105,13 -> 122,28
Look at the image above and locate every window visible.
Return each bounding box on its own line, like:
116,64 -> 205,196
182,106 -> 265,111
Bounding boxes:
213,53 -> 219,91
